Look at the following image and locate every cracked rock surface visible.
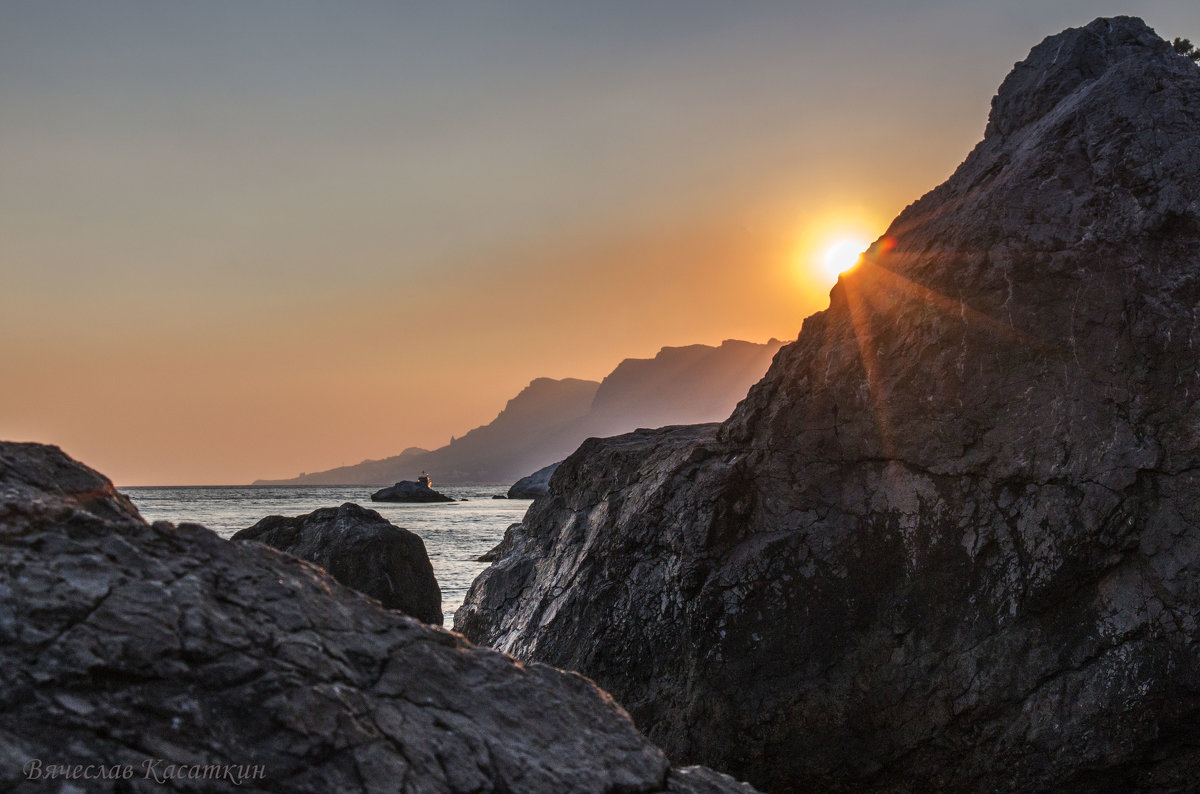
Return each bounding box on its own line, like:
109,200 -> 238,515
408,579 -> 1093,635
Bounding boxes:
456,17 -> 1200,792
0,441 -> 758,794
233,503 -> 444,626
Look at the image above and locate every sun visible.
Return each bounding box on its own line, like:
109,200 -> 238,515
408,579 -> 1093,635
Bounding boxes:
822,237 -> 869,279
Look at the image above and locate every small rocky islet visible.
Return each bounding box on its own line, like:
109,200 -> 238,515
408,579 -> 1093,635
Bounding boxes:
370,474 -> 456,503
506,461 -> 560,499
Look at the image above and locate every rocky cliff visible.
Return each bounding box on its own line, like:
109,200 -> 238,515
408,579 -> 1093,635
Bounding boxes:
0,441 -> 757,793
456,17 -> 1200,792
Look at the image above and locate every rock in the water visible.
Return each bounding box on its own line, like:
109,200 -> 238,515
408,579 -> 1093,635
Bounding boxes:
0,441 -> 757,794
371,479 -> 454,503
507,461 -> 560,499
457,18 -> 1200,792
232,502 -> 443,625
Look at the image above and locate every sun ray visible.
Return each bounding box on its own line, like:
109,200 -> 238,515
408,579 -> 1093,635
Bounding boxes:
830,235 -> 1064,462
841,268 -> 898,458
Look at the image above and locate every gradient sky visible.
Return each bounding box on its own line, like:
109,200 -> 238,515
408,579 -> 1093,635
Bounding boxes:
4,1 -> 1199,485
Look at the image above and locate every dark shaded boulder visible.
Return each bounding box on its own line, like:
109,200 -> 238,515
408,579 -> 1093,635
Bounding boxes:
507,461 -> 560,499
0,441 -> 757,794
232,503 -> 443,625
457,18 -> 1200,793
371,480 -> 454,503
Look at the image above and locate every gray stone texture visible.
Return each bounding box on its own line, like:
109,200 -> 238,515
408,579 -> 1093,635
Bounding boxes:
233,503 -> 444,625
0,441 -> 756,793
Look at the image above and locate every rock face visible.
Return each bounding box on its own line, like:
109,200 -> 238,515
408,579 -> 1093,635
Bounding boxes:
370,480 -> 454,503
507,461 -> 560,499
457,18 -> 1200,792
232,503 -> 443,625
0,441 -> 757,794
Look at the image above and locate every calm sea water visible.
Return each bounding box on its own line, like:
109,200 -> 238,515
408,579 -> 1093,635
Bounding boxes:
124,485 -> 530,625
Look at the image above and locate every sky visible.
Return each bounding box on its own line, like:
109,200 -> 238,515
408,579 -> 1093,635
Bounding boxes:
4,1 -> 1199,485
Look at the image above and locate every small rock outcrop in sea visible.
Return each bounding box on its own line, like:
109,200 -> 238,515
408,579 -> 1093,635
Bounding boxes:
457,18 -> 1200,792
232,502 -> 443,625
507,461 -> 560,499
0,441 -> 758,794
370,477 -> 454,503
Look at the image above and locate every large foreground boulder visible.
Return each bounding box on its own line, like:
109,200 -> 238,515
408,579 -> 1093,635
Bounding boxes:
0,441 -> 756,794
457,18 -> 1200,792
232,503 -> 443,625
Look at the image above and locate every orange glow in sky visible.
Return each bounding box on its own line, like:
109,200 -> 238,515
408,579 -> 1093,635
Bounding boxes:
5,4 -> 1195,484
792,204 -> 887,294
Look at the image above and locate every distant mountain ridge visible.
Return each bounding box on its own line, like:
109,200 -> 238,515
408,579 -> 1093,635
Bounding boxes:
256,338 -> 783,485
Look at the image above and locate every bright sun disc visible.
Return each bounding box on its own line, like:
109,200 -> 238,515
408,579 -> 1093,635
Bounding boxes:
823,238 -> 868,278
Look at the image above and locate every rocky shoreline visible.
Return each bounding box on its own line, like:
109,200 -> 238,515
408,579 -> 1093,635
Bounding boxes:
0,441 -> 756,793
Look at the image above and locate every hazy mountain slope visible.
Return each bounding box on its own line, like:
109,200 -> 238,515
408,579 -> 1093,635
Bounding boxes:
256,378 -> 598,486
258,339 -> 782,486
409,377 -> 602,484
581,340 -> 784,436
256,446 -> 430,487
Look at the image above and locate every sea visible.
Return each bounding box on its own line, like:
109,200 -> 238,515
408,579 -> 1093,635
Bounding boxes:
124,485 -> 530,625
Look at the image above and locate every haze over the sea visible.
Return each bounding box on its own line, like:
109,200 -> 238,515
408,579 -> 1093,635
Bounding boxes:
4,0 -> 1199,485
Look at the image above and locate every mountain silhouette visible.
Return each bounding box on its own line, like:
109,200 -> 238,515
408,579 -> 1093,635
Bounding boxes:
256,338 -> 782,485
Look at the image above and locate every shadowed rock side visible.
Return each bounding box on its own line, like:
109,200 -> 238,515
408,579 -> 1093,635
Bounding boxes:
456,18 -> 1200,792
0,442 -> 758,794
232,503 -> 443,625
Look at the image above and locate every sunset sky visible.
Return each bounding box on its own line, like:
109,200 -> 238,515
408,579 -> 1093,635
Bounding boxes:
4,1 -> 1199,485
